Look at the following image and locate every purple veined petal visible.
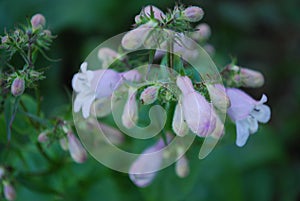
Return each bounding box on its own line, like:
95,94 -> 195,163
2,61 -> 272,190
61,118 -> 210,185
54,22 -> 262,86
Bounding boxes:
92,69 -> 122,99
251,104 -> 271,123
226,88 -> 257,121
235,119 -> 251,147
172,100 -> 189,137
129,139 -> 165,187
247,116 -> 259,134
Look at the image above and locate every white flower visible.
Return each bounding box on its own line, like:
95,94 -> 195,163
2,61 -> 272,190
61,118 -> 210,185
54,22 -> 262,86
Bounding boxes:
226,88 -> 271,147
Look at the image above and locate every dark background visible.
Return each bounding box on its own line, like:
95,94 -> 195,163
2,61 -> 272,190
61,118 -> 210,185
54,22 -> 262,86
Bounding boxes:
1,0 -> 300,200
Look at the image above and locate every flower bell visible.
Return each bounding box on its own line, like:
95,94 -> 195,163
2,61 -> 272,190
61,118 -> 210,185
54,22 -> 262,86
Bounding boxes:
176,76 -> 216,137
11,77 -> 25,97
97,48 -> 121,68
226,88 -> 271,147
31,14 -> 46,29
175,155 -> 190,178
4,182 -> 16,201
140,85 -> 159,105
183,6 -> 204,22
172,100 -> 189,136
192,23 -> 211,41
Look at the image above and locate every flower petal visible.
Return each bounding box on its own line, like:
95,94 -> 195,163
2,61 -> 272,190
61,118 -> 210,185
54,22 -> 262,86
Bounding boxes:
251,104 -> 271,123
247,116 -> 258,134
235,119 -> 250,147
82,95 -> 95,119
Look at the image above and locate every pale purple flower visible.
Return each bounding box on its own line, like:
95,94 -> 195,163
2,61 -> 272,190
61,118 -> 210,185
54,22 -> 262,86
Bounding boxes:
67,132 -> 87,163
31,14 -> 46,29
97,48 -> 121,68
122,87 -> 138,129
129,138 -> 167,187
206,84 -> 230,113
4,182 -> 16,201
226,88 -> 271,147
11,77 -> 25,97
172,100 -> 189,136
175,155 -> 190,178
176,76 -> 216,137
38,132 -> 49,143
183,6 -> 204,22
99,123 -> 124,145
0,166 -> 5,180
236,68 -> 265,88
140,85 -> 159,105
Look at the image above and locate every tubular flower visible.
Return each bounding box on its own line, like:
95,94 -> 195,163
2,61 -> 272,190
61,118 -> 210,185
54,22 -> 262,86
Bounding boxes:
226,88 -> 271,147
176,76 -> 216,137
129,138 -> 167,187
206,84 -> 230,113
183,6 -> 204,22
122,87 -> 138,129
140,85 -> 159,105
4,182 -> 16,201
97,48 -> 121,68
192,23 -> 211,41
172,99 -> 189,136
67,132 -> 87,163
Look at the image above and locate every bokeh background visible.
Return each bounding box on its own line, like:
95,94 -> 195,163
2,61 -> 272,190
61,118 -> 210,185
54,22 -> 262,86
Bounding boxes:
1,0 -> 300,200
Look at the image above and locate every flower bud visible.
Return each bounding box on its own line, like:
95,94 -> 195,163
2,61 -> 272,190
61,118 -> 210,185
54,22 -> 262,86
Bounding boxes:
4,182 -> 16,201
43,29 -> 52,37
172,101 -> 189,136
1,35 -> 8,44
0,166 -> 5,180
183,6 -> 204,22
192,23 -> 211,41
59,137 -> 68,151
67,132 -> 87,163
203,44 -> 215,56
31,14 -> 46,29
238,68 -> 264,88
38,132 -> 49,143
140,86 -> 159,105
175,155 -> 190,178
11,77 -> 25,97
122,87 -> 138,128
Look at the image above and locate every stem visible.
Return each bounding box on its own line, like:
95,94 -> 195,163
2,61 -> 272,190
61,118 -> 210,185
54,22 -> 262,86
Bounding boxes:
36,142 -> 55,163
27,32 -> 34,68
167,34 -> 174,73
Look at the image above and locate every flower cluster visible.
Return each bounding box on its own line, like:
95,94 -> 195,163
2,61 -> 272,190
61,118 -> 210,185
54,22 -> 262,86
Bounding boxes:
71,4 -> 271,188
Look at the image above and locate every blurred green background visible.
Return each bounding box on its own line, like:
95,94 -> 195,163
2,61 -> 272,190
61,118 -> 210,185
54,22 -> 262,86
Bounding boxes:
1,0 -> 300,200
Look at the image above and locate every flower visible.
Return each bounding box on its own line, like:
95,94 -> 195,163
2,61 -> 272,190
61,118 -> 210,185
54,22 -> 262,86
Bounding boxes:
175,155 -> 189,178
206,84 -> 230,113
226,88 -> 271,147
38,131 -> 49,143
67,131 -> 87,163
122,87 -> 138,128
183,6 -> 204,22
0,166 -> 5,180
129,138 -> 167,187
11,77 -> 25,97
4,182 -> 16,201
31,14 -> 46,29
72,62 -> 121,118
176,76 -> 216,137
235,67 -> 264,88
172,99 -> 189,136
140,85 -> 159,105
192,23 -> 211,41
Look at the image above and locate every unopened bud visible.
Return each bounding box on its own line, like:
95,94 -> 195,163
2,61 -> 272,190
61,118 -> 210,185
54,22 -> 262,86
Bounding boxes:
31,14 -> 46,29
4,182 -> 16,201
0,166 -> 5,180
140,86 -> 159,105
238,68 -> 264,88
183,6 -> 204,22
175,155 -> 189,178
206,84 -> 230,113
172,101 -> 189,136
43,30 -> 52,37
192,23 -> 211,41
122,88 -> 138,128
67,132 -> 87,163
38,132 -> 49,143
59,137 -> 68,151
11,77 -> 25,97
1,35 -> 8,44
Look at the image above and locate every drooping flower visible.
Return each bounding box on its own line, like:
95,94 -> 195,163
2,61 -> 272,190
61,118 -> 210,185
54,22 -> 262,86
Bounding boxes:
176,76 -> 216,137
122,87 -> 138,129
172,99 -> 189,137
67,131 -> 87,163
11,77 -> 25,97
183,6 -> 204,22
31,14 -> 46,29
175,155 -> 190,178
129,138 -> 167,187
226,88 -> 271,147
4,182 -> 16,201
